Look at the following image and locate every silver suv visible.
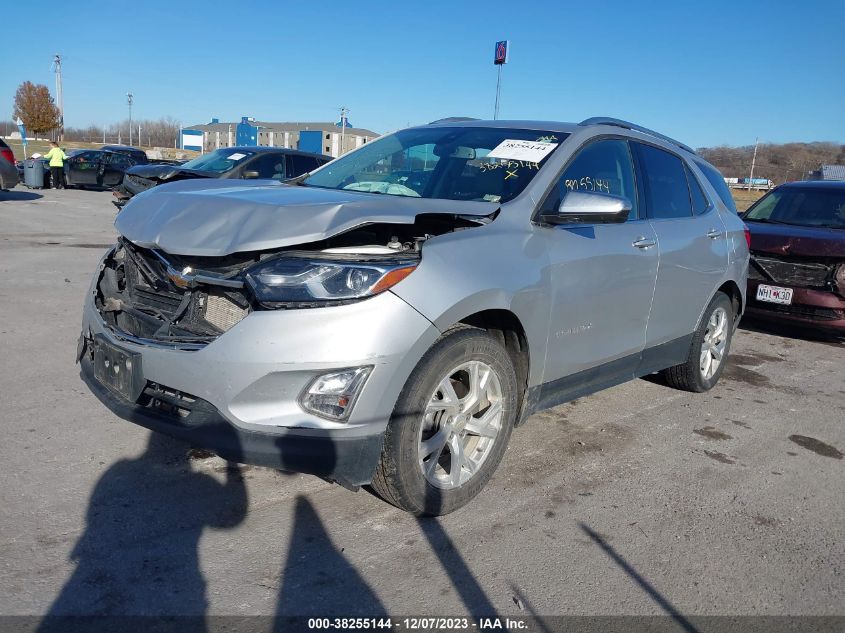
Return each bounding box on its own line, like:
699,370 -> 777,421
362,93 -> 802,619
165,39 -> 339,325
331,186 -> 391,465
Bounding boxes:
78,118 -> 749,515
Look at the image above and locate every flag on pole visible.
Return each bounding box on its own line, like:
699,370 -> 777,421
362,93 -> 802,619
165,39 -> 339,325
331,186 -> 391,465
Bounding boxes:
16,117 -> 27,146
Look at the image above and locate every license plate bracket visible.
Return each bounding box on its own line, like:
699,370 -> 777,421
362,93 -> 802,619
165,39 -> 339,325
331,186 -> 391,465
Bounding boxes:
756,284 -> 794,305
93,335 -> 145,402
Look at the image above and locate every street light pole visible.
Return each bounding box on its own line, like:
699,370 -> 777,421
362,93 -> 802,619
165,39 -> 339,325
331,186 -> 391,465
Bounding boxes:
54,54 -> 64,141
340,106 -> 348,157
127,92 -> 134,146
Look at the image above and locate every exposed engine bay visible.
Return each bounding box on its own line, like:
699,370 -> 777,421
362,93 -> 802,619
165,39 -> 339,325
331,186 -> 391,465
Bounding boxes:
94,214 -> 486,348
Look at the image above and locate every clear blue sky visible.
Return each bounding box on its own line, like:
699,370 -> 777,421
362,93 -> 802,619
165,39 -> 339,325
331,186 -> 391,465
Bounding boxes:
2,0 -> 843,148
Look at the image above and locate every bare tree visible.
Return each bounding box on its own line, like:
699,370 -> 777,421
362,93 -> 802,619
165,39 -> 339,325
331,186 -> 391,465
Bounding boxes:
699,142 -> 845,184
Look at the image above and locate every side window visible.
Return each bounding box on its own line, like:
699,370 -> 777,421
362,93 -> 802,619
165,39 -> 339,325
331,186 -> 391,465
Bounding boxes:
694,159 -> 738,214
545,139 -> 639,219
684,164 -> 710,215
76,151 -> 100,163
636,144 -> 693,219
249,154 -> 286,179
289,154 -> 321,177
108,153 -> 133,170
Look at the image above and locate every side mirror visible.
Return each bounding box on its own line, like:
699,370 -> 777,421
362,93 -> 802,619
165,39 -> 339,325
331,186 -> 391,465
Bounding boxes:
540,191 -> 632,225
243,170 -> 260,179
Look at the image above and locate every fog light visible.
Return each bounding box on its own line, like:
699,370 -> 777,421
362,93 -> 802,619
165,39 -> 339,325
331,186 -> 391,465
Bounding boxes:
300,367 -> 372,421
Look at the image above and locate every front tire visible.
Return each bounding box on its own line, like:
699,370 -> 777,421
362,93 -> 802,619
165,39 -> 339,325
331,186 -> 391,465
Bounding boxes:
372,326 -> 518,516
662,292 -> 734,392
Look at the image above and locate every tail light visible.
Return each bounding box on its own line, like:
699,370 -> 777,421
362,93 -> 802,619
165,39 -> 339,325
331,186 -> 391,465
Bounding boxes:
743,224 -> 751,249
0,147 -> 14,165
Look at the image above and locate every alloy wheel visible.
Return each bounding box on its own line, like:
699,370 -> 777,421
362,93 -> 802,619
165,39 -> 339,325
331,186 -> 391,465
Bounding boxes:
418,360 -> 504,489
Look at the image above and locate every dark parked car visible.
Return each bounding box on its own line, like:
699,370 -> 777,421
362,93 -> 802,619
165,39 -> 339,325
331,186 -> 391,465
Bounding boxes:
63,146 -> 179,189
16,149 -> 87,187
0,139 -> 18,190
112,146 -> 329,208
743,180 -> 845,333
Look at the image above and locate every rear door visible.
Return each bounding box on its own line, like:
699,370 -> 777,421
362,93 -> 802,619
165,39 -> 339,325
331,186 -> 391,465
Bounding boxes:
539,138 -> 659,393
633,142 -> 729,349
101,152 -> 136,186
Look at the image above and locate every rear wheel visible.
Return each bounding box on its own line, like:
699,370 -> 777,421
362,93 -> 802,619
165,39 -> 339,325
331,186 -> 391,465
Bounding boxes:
662,292 -> 733,392
372,327 -> 518,515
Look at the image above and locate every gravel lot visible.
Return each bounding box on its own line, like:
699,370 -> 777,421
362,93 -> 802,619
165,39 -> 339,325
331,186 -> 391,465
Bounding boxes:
0,187 -> 842,623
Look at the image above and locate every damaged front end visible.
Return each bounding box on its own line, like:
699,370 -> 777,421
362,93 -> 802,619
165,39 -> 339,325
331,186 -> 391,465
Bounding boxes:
92,214 -> 485,349
747,252 -> 845,327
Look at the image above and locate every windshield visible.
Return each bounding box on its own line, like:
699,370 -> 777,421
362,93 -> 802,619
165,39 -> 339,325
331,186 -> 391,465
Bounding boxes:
180,149 -> 255,174
304,126 -> 567,203
745,187 -> 845,229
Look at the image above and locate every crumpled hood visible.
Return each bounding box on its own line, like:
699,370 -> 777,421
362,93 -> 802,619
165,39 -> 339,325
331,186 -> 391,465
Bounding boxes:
747,220 -> 845,258
115,179 -> 498,256
125,163 -> 212,181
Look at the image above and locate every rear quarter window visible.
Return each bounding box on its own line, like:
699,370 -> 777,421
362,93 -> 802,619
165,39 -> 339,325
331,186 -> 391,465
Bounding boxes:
695,160 -> 737,214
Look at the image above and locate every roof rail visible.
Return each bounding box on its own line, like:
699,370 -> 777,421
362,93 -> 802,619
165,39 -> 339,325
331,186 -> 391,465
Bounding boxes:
578,117 -> 696,154
428,117 -> 480,124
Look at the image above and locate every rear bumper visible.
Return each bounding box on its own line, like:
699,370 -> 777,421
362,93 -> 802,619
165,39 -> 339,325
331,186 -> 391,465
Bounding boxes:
746,279 -> 845,331
80,353 -> 384,486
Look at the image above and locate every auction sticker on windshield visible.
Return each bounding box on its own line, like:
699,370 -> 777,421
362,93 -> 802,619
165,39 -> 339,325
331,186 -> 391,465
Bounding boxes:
488,139 -> 558,163
756,284 -> 793,305
227,153 -> 247,161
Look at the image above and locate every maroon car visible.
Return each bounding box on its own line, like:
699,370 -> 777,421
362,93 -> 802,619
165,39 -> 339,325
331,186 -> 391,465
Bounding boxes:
743,181 -> 845,333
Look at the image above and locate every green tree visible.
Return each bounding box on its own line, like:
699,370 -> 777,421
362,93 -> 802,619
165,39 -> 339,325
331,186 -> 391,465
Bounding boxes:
13,81 -> 60,138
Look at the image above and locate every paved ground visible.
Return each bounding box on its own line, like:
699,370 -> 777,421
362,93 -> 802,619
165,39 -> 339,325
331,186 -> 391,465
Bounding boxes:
0,187 -> 843,621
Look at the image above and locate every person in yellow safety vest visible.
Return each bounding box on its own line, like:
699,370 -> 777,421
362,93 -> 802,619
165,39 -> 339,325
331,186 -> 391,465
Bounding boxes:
44,141 -> 67,190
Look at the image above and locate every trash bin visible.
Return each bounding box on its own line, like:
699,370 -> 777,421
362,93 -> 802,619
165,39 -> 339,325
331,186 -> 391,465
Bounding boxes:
23,159 -> 45,189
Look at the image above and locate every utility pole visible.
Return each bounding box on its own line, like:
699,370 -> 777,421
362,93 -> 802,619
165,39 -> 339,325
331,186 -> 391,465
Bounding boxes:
53,54 -> 64,141
340,106 -> 348,157
127,93 -> 134,146
747,137 -> 759,191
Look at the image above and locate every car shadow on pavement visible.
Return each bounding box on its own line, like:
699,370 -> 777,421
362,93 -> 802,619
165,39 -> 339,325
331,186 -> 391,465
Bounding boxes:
578,523 -> 699,633
0,190 -> 43,201
37,432 -> 249,633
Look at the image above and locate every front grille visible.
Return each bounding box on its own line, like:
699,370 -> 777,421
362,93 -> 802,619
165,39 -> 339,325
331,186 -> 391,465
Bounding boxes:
127,174 -> 153,188
95,241 -> 252,346
750,254 -> 832,289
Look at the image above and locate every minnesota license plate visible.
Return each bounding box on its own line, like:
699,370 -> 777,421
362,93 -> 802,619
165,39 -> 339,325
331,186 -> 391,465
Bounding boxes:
756,284 -> 793,305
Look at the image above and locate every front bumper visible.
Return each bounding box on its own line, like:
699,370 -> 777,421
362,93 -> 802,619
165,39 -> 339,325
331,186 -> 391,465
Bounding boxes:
79,353 -> 384,486
79,288 -> 441,485
746,279 -> 845,331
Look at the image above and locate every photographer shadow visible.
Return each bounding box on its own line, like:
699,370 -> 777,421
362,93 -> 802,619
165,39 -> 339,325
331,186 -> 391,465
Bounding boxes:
38,431 -> 248,632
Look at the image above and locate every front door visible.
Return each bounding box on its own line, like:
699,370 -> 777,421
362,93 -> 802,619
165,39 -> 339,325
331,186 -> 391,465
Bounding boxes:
66,151 -> 102,185
539,138 -> 658,404
632,142 -> 729,348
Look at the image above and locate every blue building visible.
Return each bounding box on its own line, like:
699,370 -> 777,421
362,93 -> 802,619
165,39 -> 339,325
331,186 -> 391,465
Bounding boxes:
183,117 -> 379,157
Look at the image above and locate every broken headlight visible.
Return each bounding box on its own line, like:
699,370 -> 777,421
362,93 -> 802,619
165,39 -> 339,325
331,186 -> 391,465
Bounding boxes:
245,256 -> 417,306
835,263 -> 845,294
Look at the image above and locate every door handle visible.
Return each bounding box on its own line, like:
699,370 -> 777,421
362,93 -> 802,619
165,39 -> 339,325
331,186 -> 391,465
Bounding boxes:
706,228 -> 722,239
632,236 -> 656,249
